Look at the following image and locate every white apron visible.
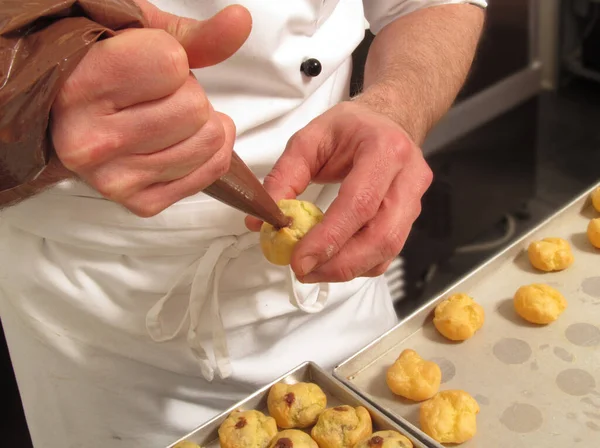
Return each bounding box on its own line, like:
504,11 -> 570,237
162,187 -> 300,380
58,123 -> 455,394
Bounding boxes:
0,0 -> 483,446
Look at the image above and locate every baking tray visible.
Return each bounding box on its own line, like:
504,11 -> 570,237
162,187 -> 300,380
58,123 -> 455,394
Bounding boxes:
168,362 -> 434,448
334,183 -> 600,448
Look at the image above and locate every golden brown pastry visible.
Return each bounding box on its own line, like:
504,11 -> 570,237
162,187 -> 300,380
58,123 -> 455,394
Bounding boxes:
527,237 -> 574,272
267,382 -> 327,428
386,349 -> 441,401
591,186 -> 600,212
311,405 -> 372,448
433,293 -> 485,341
260,199 -> 324,266
514,283 -> 567,324
268,430 -> 318,448
419,390 -> 479,444
588,218 -> 600,249
173,442 -> 201,448
354,431 -> 413,448
219,410 -> 277,448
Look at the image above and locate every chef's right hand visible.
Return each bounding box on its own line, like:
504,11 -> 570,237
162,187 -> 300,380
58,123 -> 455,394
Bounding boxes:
50,1 -> 252,217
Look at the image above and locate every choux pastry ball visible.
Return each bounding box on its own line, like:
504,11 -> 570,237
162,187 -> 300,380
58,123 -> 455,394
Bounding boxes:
354,431 -> 413,448
514,283 -> 567,324
311,405 -> 372,448
218,410 -> 277,448
268,430 -> 318,448
260,199 -> 324,266
588,218 -> 600,249
267,382 -> 327,428
527,237 -> 574,272
591,186 -> 600,212
386,349 -> 441,401
433,293 -> 485,341
419,390 -> 480,444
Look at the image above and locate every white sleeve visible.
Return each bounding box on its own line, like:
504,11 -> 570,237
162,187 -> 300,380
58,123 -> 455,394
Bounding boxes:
363,0 -> 488,34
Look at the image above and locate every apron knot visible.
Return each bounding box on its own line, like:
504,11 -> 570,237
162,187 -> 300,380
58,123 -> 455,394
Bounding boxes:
145,231 -> 329,382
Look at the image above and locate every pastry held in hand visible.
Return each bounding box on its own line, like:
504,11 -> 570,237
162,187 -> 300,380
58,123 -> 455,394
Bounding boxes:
219,410 -> 277,448
386,349 -> 441,401
311,405 -> 372,448
267,382 -> 327,428
355,431 -> 413,448
433,293 -> 485,341
268,430 -> 318,448
514,283 -> 567,324
260,199 -> 324,266
527,237 -> 574,272
420,390 -> 479,444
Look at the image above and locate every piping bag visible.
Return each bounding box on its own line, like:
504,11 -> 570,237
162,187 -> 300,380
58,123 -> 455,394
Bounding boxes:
204,153 -> 290,229
0,0 -> 290,229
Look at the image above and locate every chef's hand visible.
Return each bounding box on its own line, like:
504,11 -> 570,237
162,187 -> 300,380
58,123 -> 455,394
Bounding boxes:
50,1 -> 252,217
247,101 -> 433,283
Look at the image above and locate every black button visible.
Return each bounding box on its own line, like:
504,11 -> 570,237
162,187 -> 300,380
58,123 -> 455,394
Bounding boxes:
300,58 -> 322,77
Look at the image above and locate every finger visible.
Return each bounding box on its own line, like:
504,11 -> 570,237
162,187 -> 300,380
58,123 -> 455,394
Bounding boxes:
297,187 -> 410,283
138,111 -> 227,179
296,156 -> 432,283
262,129 -> 326,201
137,1 -> 253,68
55,28 -> 190,112
363,260 -> 394,278
84,112 -> 228,202
244,127 -> 325,232
105,74 -> 211,155
245,215 -> 262,232
122,113 -> 236,217
56,75 -> 216,172
291,137 -> 405,277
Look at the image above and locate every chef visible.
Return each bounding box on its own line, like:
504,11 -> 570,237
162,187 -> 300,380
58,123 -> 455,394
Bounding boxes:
0,0 -> 485,446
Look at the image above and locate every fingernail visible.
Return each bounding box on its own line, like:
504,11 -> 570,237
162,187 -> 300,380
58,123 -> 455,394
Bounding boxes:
300,256 -> 318,275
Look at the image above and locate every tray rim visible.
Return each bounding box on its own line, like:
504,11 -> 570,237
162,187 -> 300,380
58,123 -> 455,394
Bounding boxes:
168,361 -> 438,448
332,181 -> 599,447
167,361 -> 313,448
334,181 -> 599,379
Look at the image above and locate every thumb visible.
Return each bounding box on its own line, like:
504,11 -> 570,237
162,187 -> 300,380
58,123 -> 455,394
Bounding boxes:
135,1 -> 252,68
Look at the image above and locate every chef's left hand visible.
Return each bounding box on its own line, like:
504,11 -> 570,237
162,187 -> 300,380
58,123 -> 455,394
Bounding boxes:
247,101 -> 433,283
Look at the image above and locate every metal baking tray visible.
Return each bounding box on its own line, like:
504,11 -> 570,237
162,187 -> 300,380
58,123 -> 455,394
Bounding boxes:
167,362 -> 434,448
334,183 -> 600,448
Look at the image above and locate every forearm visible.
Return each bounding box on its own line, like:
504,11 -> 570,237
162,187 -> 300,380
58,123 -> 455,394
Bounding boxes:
356,4 -> 485,144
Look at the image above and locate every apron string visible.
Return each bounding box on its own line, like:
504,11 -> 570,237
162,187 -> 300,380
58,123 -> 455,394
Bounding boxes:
287,268 -> 330,313
146,233 -> 330,382
146,236 -> 237,381
209,234 -> 258,379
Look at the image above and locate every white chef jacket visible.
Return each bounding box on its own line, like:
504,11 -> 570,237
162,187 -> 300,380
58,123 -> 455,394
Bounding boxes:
0,1 -> 486,447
